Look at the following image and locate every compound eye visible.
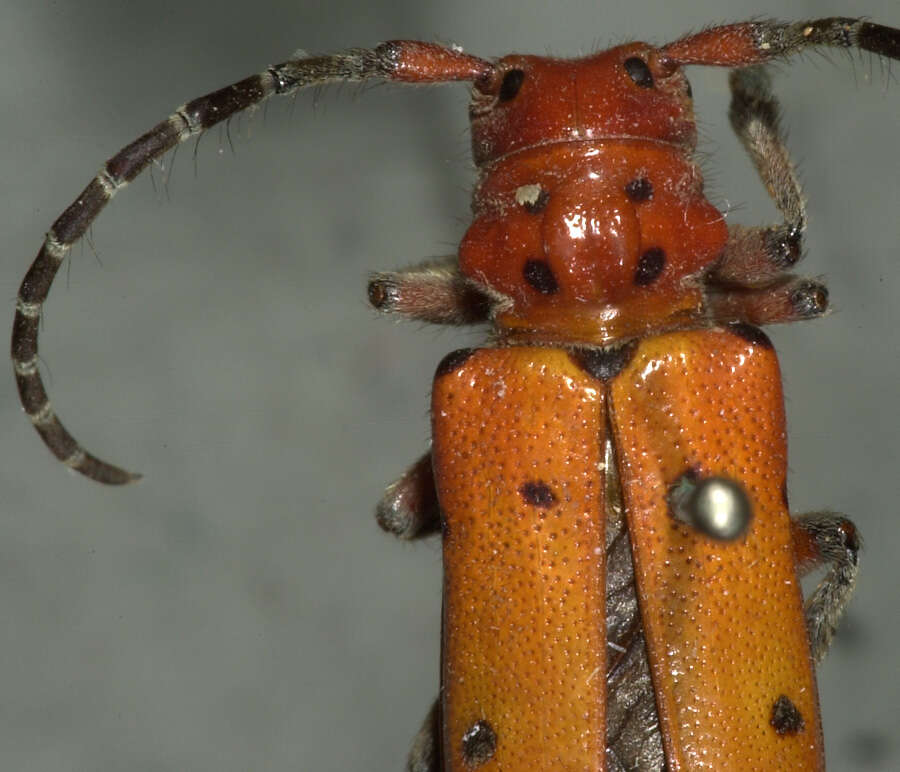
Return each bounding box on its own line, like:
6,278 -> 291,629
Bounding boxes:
498,68 -> 525,101
623,56 -> 654,88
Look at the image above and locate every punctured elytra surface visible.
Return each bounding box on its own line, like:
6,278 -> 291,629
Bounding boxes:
609,328 -> 823,770
432,347 -> 607,770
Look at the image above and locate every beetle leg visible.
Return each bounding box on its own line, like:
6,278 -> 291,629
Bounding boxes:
791,511 -> 861,663
368,257 -> 501,325
706,276 -> 829,326
405,697 -> 442,772
711,66 -> 805,287
704,66 -> 831,327
712,225 -> 801,288
375,451 -> 441,540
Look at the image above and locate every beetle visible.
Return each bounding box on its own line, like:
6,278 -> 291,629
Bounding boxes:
7,6 -> 900,772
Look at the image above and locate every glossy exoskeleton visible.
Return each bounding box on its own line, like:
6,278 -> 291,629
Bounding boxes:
12,17 -> 899,771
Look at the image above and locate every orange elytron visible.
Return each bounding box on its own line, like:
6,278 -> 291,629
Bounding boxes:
13,18 -> 896,771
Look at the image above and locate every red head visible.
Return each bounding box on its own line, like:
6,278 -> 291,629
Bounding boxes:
459,43 -> 725,344
469,44 -> 697,166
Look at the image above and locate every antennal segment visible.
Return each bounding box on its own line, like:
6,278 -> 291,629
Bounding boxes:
11,42 -> 492,484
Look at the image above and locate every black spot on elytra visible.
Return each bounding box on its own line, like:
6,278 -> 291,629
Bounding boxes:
522,188 -> 550,214
771,695 -> 804,735
781,481 -> 790,510
624,177 -> 653,202
435,348 -> 476,378
634,247 -> 666,286
519,480 -> 557,507
523,259 -> 559,295
498,69 -> 525,102
462,720 -> 496,767
570,341 -> 638,382
727,322 -> 774,350
623,57 -> 654,88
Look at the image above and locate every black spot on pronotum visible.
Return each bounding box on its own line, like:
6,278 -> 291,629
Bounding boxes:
498,68 -> 525,102
624,177 -> 653,202
435,348 -> 476,378
771,695 -> 805,735
523,259 -> 559,295
462,720 -> 497,767
519,480 -> 557,508
623,57 -> 654,88
570,341 -> 638,381
634,247 -> 666,286
727,322 -> 774,350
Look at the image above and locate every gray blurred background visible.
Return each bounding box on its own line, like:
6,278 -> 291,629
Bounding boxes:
1,1 -> 898,770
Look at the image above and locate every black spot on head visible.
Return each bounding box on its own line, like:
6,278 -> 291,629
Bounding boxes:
727,322 -> 774,350
624,57 -> 654,88
522,188 -> 550,214
790,281 -> 829,318
435,348 -> 476,378
519,480 -> 557,507
523,259 -> 559,295
634,247 -> 666,286
462,720 -> 496,767
570,341 -> 638,382
771,695 -> 804,735
624,177 -> 653,202
498,69 -> 525,102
